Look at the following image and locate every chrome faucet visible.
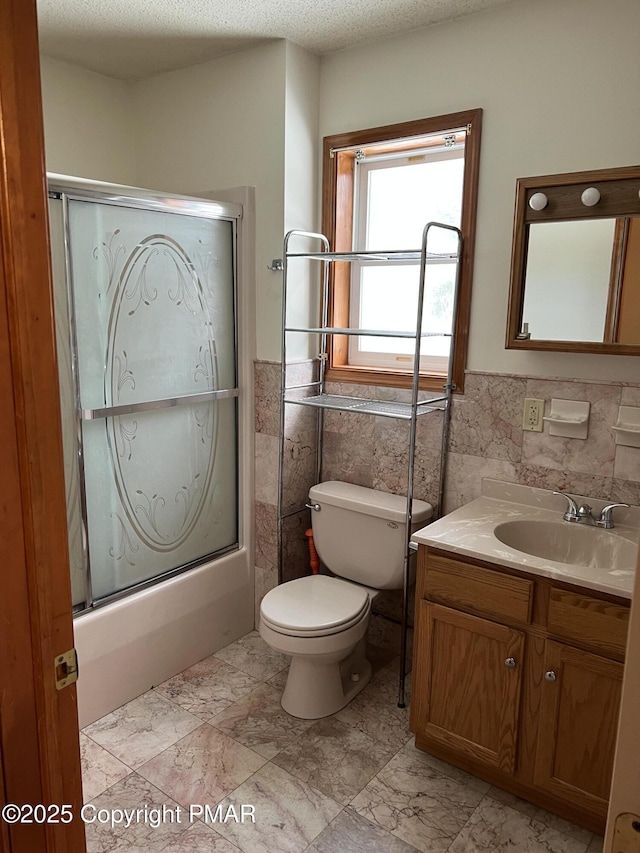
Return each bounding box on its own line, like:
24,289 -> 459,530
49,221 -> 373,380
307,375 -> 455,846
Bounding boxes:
596,503 -> 630,529
553,491 -> 629,529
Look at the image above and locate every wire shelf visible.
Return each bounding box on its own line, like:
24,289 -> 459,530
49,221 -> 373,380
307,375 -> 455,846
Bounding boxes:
286,250 -> 459,262
283,393 -> 444,420
278,224 -> 463,711
284,326 -> 452,338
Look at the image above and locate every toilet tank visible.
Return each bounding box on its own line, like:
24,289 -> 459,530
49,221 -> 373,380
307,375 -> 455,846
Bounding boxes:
308,481 -> 433,590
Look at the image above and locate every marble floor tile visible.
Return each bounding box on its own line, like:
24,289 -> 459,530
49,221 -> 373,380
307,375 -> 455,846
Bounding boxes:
484,785 -> 592,845
80,732 -> 131,802
336,672 -> 412,750
402,740 -> 492,795
156,822 -> 242,851
214,631 -> 289,681
448,796 -> 590,853
530,807 -> 593,846
80,629 -> 601,853
156,656 -> 260,720
214,762 -> 342,853
84,692 -> 202,770
482,784 -> 539,816
84,772 -> 193,853
366,644 -> 399,675
209,683 -> 312,759
266,666 -> 289,693
351,746 -> 485,852
373,659 -> 412,693
306,807 -> 419,853
137,723 -> 266,808
273,717 -> 395,806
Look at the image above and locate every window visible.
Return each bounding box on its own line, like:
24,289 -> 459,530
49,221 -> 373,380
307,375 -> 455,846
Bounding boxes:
322,110 -> 482,392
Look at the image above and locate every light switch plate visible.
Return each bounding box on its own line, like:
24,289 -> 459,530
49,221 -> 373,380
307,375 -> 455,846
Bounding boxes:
523,398 -> 544,431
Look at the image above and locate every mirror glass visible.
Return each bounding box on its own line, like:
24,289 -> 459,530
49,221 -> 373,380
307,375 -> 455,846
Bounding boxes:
507,167 -> 640,353
521,216 -> 640,344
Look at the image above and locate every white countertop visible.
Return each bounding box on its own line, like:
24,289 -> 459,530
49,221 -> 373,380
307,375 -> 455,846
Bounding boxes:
412,480 -> 639,599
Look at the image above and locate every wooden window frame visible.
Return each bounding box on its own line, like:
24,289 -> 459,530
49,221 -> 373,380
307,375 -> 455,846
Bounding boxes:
322,109 -> 482,393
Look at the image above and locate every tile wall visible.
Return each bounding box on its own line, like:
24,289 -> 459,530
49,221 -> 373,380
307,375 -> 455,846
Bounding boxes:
254,362 -> 640,646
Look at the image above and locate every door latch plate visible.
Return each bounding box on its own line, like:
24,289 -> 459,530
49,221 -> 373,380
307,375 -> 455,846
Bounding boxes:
55,648 -> 78,690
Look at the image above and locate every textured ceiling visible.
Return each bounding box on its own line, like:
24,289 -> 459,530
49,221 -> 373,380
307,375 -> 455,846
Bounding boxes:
37,0 -> 516,81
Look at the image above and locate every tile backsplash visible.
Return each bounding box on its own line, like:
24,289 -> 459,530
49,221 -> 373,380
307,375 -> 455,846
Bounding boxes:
253,361 -> 640,638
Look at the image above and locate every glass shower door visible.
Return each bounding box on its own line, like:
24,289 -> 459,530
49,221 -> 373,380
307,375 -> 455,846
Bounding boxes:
66,197 -> 238,606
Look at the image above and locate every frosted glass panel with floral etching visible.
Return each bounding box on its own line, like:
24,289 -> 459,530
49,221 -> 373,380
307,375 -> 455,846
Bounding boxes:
67,199 -> 238,601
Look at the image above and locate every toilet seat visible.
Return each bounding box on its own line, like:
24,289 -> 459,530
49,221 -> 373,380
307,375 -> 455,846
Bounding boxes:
260,575 -> 370,638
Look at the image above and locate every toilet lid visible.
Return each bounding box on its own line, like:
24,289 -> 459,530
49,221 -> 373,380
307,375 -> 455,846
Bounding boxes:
260,575 -> 370,634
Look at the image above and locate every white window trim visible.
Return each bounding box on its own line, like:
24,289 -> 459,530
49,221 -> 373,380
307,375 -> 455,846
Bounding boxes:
348,144 -> 464,374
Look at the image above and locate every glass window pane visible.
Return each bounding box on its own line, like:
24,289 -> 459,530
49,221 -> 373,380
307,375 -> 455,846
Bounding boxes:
358,263 -> 455,358
365,155 -> 464,253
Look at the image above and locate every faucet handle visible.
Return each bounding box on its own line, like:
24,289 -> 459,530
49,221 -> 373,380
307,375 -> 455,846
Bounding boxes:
577,503 -> 593,520
596,503 -> 630,529
552,491 -> 579,521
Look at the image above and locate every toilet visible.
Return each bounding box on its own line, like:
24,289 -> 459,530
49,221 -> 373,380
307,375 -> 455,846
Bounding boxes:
259,481 -> 432,719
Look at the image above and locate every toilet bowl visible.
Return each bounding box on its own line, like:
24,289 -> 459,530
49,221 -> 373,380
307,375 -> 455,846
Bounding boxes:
260,574 -> 375,718
259,481 -> 433,719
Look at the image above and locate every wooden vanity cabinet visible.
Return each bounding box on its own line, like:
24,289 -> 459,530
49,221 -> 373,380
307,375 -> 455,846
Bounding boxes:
410,546 -> 630,834
534,641 -> 623,812
413,602 -> 525,773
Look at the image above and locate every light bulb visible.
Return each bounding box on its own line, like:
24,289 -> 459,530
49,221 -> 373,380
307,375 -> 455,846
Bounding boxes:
581,187 -> 601,207
529,192 -> 548,211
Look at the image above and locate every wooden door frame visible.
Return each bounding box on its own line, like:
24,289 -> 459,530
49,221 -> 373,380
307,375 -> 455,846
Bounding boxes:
0,0 -> 84,850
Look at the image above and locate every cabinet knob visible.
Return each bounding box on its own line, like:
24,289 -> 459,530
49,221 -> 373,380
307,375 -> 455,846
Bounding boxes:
504,657 -> 517,669
544,670 -> 557,682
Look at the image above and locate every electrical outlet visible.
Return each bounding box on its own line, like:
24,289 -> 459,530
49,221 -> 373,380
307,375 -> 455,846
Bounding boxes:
523,398 -> 544,431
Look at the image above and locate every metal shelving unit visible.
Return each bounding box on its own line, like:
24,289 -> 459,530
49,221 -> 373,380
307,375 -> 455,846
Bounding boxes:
277,222 -> 463,707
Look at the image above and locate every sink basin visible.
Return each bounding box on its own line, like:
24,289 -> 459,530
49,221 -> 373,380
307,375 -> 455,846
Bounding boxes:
493,520 -> 638,570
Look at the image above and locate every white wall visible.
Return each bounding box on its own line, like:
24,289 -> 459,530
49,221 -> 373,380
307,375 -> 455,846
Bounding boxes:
283,42 -> 321,360
40,0 -> 640,379
130,42 -> 288,363
319,0 -> 640,382
40,56 -> 137,185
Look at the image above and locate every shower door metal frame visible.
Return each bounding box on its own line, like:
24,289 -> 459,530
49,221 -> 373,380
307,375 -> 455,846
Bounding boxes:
49,179 -> 243,613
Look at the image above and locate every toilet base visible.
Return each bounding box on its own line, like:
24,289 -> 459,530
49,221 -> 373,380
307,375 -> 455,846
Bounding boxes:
281,636 -> 372,719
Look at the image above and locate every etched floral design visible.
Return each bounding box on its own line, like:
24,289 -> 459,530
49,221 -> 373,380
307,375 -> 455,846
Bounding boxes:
194,343 -> 216,387
123,249 -> 159,315
175,474 -> 203,528
115,351 -> 136,400
93,229 -> 126,298
109,514 -> 139,566
167,248 -> 201,313
115,417 -> 137,461
133,489 -> 169,543
194,405 -> 213,444
90,226 -> 231,565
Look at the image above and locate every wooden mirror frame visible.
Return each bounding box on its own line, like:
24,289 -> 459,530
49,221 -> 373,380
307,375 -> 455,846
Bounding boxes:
506,165 -> 640,355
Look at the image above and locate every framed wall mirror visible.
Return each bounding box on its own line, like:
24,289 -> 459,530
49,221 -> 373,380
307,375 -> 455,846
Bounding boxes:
506,165 -> 640,354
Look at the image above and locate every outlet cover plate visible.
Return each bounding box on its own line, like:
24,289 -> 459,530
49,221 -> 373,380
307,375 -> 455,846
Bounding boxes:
523,398 -> 544,432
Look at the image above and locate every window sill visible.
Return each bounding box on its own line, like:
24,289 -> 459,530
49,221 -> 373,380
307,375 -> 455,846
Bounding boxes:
325,364 -> 464,393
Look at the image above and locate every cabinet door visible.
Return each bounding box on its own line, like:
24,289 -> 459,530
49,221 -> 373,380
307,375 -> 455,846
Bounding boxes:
534,640 -> 623,815
412,601 -> 525,773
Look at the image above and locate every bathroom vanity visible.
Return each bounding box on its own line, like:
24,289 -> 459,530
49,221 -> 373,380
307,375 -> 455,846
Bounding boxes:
410,481 -> 639,834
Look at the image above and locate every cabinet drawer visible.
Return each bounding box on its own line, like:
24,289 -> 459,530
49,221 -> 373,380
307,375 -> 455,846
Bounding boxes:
547,589 -> 629,658
424,553 -> 533,624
